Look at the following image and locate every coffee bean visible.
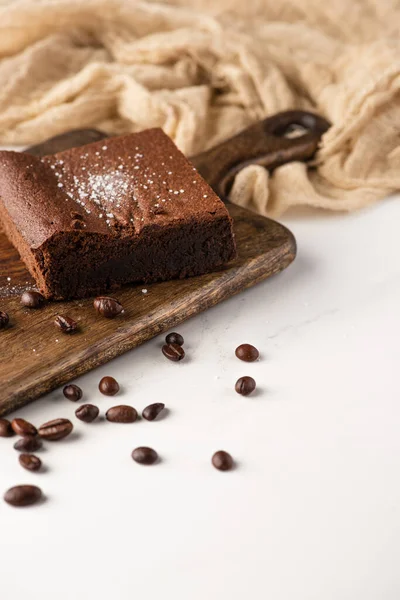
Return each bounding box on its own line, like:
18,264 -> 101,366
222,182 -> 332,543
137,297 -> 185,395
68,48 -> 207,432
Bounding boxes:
14,435 -> 42,452
162,343 -> 185,362
106,405 -> 137,423
38,418 -> 73,441
11,418 -> 37,437
75,404 -> 99,423
165,332 -> 184,346
0,310 -> 9,329
4,485 -> 42,507
19,454 -> 42,472
142,403 -> 165,421
235,344 -> 259,362
63,384 -> 83,402
21,290 -> 45,308
99,376 -> 120,396
212,451 -> 234,471
131,446 -> 158,465
235,376 -> 256,396
94,296 -> 124,318
0,418 -> 14,437
54,315 -> 78,333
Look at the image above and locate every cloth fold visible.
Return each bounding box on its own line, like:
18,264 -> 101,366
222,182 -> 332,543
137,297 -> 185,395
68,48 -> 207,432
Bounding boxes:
0,0 -> 398,216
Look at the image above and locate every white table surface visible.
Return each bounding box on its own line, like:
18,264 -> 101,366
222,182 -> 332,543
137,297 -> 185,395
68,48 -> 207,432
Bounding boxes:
1,195 -> 400,600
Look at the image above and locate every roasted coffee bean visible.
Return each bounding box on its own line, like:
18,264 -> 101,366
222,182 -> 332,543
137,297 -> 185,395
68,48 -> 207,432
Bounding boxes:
0,418 -> 14,437
21,290 -> 45,308
0,311 -> 9,329
19,454 -> 42,472
75,404 -> 99,423
4,485 -> 42,507
94,296 -> 124,318
14,435 -> 42,452
106,405 -> 137,423
11,418 -> 37,437
99,376 -> 120,396
131,446 -> 158,465
142,403 -> 165,421
235,344 -> 259,362
212,450 -> 234,471
162,343 -> 185,362
63,384 -> 83,402
235,376 -> 256,396
38,418 -> 73,441
54,315 -> 78,333
165,332 -> 184,346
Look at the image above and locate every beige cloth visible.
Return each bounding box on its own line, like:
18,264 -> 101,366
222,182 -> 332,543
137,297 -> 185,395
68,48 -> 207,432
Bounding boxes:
0,0 -> 398,216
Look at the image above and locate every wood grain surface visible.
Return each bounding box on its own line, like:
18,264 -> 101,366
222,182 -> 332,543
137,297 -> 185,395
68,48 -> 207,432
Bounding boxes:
0,204 -> 296,416
0,111 -> 329,416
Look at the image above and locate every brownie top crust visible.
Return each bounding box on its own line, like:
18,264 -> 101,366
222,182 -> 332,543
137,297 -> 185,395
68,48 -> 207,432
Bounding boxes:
0,129 -> 230,249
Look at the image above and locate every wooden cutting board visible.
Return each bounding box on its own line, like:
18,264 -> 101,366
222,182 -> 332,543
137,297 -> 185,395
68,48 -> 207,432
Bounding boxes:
0,111 -> 330,416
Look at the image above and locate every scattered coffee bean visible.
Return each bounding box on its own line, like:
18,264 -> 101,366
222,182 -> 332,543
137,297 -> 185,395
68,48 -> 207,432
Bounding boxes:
4,485 -> 42,507
131,446 -> 158,465
106,405 -> 137,423
235,344 -> 259,362
165,332 -> 184,346
54,315 -> 78,333
0,418 -> 14,437
75,404 -> 99,423
63,383 -> 83,402
11,418 -> 37,437
38,418 -> 73,441
162,343 -> 185,362
21,290 -> 45,308
19,454 -> 42,472
0,310 -> 9,329
142,403 -> 165,421
94,296 -> 124,318
14,435 -> 42,453
235,376 -> 256,396
212,450 -> 234,471
99,376 -> 120,396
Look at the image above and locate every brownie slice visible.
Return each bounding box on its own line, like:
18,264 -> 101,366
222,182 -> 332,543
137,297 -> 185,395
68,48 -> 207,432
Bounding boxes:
0,129 -> 236,299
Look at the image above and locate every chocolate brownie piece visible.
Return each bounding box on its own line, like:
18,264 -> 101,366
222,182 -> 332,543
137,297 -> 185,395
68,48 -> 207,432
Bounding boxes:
0,129 -> 236,299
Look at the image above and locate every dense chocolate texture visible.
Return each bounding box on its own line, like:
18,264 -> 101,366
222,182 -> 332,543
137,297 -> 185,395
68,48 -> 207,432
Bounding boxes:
0,129 -> 236,299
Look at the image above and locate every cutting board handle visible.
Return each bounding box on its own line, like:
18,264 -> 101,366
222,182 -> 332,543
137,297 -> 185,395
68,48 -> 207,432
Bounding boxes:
25,110 -> 330,201
190,110 -> 330,198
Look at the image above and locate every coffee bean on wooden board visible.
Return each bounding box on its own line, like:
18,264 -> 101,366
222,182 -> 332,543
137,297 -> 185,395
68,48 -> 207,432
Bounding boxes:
63,384 -> 83,402
93,296 -> 124,318
11,418 -> 37,437
19,454 -> 42,472
14,436 -> 42,452
235,344 -> 259,362
54,315 -> 78,333
4,485 -> 42,507
0,418 -> 14,437
21,290 -> 45,308
142,403 -> 165,421
106,405 -> 137,423
235,376 -> 256,396
212,451 -> 234,471
75,404 -> 99,423
165,332 -> 184,346
38,418 -> 73,441
131,447 -> 158,465
162,343 -> 185,362
0,310 -> 9,329
99,376 -> 120,396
